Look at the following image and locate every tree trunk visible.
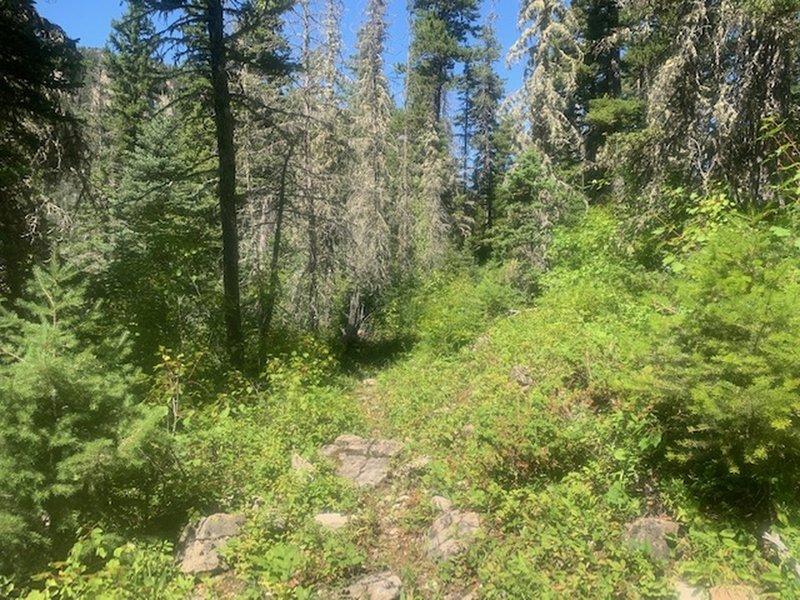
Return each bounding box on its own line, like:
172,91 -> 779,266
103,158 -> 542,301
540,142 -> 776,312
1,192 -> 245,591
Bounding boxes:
259,141 -> 295,366
206,0 -> 243,369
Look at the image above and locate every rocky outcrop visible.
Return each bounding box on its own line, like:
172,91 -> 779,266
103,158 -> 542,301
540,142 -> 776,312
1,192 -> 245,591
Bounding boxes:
347,571 -> 403,600
426,509 -> 483,561
321,435 -> 403,487
624,517 -> 680,561
178,513 -> 245,575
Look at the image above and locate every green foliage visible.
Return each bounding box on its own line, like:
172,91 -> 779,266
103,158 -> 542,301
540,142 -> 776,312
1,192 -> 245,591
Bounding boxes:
0,0 -> 83,299
24,528 -> 192,600
176,345 -> 363,510
489,149 -> 585,268
413,263 -> 524,353
0,259 -> 174,577
643,218 -> 800,505
101,115 -> 219,367
478,477 -> 667,598
585,97 -> 645,133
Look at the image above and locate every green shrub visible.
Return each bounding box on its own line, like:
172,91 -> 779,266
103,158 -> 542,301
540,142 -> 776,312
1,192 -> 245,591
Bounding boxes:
0,260 -> 173,577
644,218 -> 800,506
23,528 -> 192,600
415,264 -> 524,353
176,344 -> 363,511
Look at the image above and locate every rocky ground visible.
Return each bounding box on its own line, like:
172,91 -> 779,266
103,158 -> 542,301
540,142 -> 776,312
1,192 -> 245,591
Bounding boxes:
174,381 -> 764,600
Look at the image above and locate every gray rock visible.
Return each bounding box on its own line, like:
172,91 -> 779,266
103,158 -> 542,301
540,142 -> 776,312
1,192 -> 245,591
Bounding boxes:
396,455 -> 431,479
624,517 -> 680,561
709,586 -> 759,600
314,512 -> 350,530
431,496 -> 454,513
675,580 -> 707,600
510,365 -> 533,390
178,513 -> 245,575
426,509 -> 482,561
347,571 -> 402,600
321,435 -> 403,487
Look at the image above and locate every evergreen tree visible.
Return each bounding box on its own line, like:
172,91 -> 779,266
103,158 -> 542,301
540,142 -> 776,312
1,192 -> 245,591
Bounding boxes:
0,0 -> 83,301
0,259 -> 168,577
345,0 -> 394,339
139,0 -> 292,369
509,0 -> 583,163
407,0 -> 479,127
467,13 -> 506,235
102,115 -> 219,367
612,0 -> 799,205
105,0 -> 162,168
573,0 -> 624,175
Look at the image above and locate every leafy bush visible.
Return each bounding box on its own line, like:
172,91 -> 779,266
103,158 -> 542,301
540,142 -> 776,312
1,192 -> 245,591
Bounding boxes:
176,343 -> 363,511
23,528 -> 192,600
414,264 -> 524,354
644,218 -> 800,506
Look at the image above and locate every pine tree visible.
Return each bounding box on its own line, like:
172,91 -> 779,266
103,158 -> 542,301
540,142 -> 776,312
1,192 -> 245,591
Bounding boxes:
105,1 -> 162,167
407,0 -> 479,127
0,0 -> 83,301
509,0 -> 583,163
573,0 -> 622,165
139,0 -> 292,369
103,115 -> 219,367
0,259 -> 167,577
345,0 -> 394,339
467,13 -> 505,234
612,0 -> 799,205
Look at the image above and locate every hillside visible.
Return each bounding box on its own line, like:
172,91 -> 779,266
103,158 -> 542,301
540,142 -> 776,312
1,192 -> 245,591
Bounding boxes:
9,207 -> 800,599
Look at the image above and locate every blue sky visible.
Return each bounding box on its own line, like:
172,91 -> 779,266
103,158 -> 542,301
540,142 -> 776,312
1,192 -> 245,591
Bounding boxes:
35,0 -> 524,94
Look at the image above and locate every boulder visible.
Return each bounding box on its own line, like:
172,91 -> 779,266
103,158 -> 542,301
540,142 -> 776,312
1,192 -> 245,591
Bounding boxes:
321,435 -> 403,487
623,517 -> 680,561
709,586 -> 759,600
347,571 -> 403,600
178,513 -> 245,575
314,512 -> 351,530
674,580 -> 707,600
431,496 -> 454,513
426,509 -> 482,561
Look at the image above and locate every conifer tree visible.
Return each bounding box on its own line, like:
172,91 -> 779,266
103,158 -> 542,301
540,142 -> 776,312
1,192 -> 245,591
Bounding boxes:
139,0 -> 291,368
615,0 -> 799,204
0,259 -> 167,577
467,13 -> 505,233
0,0 -> 83,301
345,0 -> 394,339
105,1 -> 162,167
407,0 -> 479,127
510,0 -> 583,163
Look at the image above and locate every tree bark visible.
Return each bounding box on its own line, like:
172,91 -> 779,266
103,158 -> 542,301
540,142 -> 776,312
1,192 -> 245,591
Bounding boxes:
259,141 -> 295,365
206,0 -> 244,369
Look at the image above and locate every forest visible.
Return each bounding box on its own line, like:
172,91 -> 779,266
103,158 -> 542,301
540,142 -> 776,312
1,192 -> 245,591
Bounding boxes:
2,0 -> 800,597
